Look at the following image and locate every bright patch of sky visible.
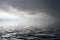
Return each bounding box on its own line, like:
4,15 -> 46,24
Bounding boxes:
0,10 -> 26,26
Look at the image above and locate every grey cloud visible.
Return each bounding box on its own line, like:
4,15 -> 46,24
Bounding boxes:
0,0 -> 59,25
0,0 -> 58,26
0,0 -> 60,18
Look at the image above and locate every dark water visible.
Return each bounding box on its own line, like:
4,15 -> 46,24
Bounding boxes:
0,24 -> 60,40
0,28 -> 60,40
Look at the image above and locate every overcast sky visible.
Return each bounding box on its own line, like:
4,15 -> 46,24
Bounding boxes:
0,0 -> 59,27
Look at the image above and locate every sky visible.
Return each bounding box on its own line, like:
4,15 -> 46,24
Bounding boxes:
0,0 -> 60,28
0,10 -> 26,26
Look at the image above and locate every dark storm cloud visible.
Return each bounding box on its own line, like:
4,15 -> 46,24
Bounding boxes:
0,0 -> 60,18
7,0 -> 60,18
0,0 -> 9,11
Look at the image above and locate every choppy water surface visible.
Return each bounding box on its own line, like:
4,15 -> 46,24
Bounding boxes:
0,27 -> 60,40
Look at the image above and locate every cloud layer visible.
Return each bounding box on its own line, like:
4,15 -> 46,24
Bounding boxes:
0,0 -> 59,27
